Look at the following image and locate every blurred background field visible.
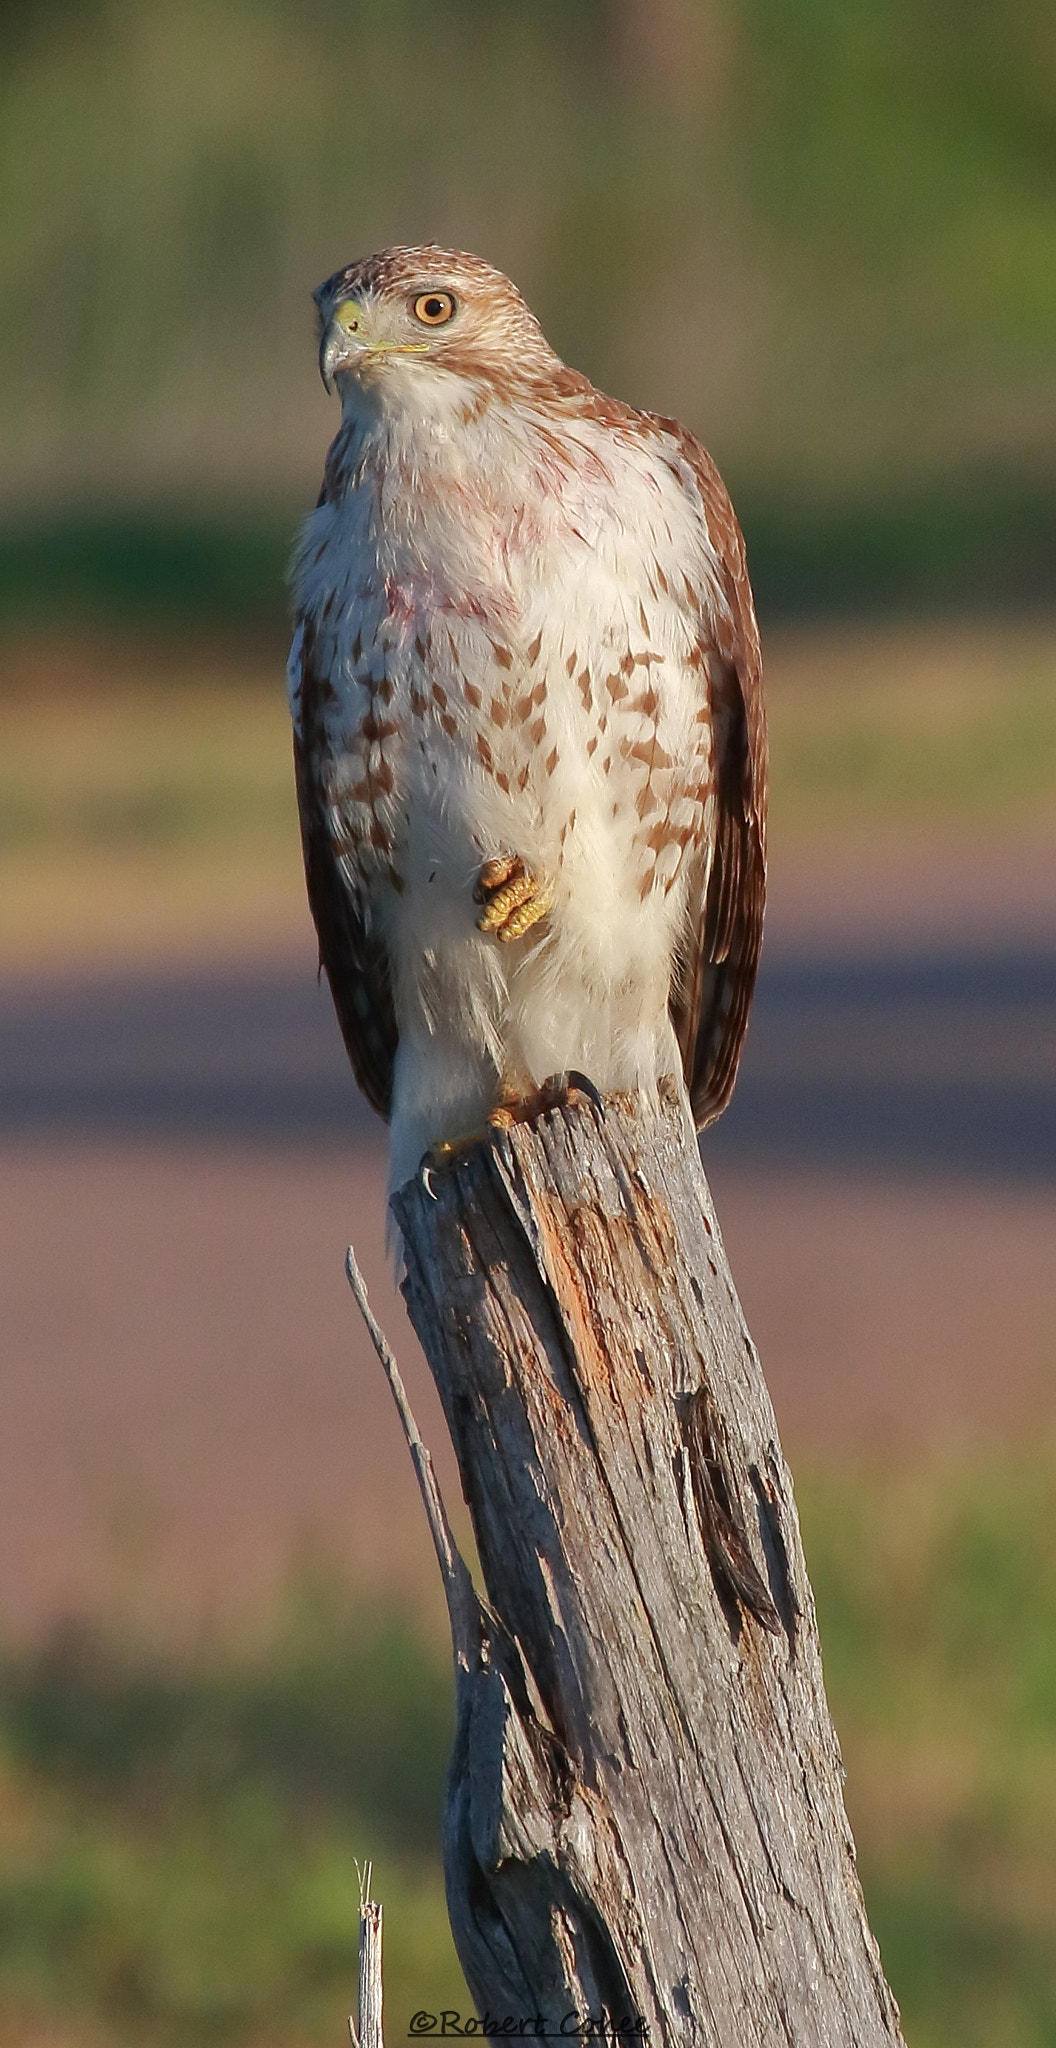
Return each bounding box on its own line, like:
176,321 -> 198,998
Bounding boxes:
2,620 -> 1054,965
1,0 -> 1055,2042
6,1462 -> 1056,2048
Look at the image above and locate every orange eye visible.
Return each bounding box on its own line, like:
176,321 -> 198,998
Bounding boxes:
413,291 -> 455,326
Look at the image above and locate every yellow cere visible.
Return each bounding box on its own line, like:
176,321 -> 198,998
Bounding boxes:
334,297 -> 362,331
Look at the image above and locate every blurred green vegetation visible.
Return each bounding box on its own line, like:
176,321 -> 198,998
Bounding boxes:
5,1454 -> 1056,2044
1,480 -> 1054,635
767,624 -> 1056,830
0,1593 -> 466,2045
808,1453 -> 1056,2048
0,0 -> 1053,622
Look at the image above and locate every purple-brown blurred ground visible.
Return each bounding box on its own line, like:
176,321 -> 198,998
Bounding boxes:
1,835 -> 1053,1642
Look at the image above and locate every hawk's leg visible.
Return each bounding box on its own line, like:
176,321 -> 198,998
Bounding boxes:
474,854 -> 554,941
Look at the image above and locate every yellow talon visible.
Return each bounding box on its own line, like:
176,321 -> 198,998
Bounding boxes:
499,883 -> 554,940
476,872 -> 534,932
422,1099 -> 519,1175
474,854 -> 553,942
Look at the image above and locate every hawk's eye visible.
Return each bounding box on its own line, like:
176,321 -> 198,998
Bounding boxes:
413,291 -> 456,327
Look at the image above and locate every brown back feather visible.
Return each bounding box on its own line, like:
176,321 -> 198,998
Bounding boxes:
292,620 -> 398,1121
659,425 -> 768,1127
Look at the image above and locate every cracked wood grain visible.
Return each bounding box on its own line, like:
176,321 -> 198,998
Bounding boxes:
391,1089 -> 905,2048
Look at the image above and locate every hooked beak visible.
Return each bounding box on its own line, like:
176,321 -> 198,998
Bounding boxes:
319,298 -> 365,393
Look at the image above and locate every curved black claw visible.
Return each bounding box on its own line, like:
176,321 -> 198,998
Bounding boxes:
540,1070 -> 606,1122
419,1135 -> 477,1190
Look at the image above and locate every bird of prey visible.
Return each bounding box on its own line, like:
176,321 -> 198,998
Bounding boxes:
288,245 -> 766,1193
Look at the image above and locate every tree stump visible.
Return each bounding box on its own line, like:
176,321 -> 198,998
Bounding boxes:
389,1087 -> 905,2047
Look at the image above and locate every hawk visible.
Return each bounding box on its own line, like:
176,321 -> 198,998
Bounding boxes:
288,246 -> 766,1192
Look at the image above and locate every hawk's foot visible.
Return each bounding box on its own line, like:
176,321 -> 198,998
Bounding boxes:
540,1069 -> 606,1120
419,1131 -> 482,1195
420,1073 -> 603,1192
474,854 -> 554,942
488,1070 -> 605,1131
421,1107 -> 523,1171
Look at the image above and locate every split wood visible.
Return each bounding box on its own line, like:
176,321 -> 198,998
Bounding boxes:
349,1088 -> 906,2047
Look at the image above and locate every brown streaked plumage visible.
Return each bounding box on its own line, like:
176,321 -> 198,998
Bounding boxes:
288,244 -> 767,1191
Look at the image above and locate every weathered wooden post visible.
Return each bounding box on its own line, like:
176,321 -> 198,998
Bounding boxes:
353,1086 -> 906,2047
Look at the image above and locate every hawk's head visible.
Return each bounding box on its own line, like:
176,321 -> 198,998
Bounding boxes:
314,244 -> 557,403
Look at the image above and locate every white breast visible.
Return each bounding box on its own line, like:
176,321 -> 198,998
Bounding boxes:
292,386 -> 728,1190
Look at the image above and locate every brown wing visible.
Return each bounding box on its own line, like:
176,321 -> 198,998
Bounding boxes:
661,425 -> 768,1127
292,617 -> 398,1121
